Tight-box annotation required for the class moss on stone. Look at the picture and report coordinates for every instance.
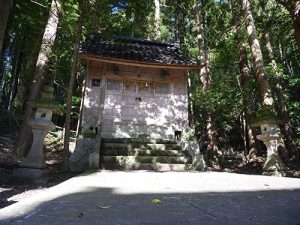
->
[30,99,62,114]
[82,133,96,138]
[136,156,188,164]
[263,154,287,172]
[249,105,281,127]
[41,91,53,99]
[43,85,54,93]
[103,156,190,165]
[82,128,96,138]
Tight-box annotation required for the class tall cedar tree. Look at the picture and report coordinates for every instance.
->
[232,1,258,160]
[154,0,161,40]
[242,0,275,107]
[63,0,86,170]
[0,0,14,57]
[195,2,218,166]
[16,0,61,157]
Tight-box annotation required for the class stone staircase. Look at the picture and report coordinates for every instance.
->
[100,138,192,171]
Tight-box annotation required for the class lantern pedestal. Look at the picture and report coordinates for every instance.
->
[14,110,55,182]
[257,123,287,176]
[20,119,55,168]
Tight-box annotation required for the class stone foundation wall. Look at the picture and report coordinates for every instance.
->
[69,136,97,172]
[100,124,174,139]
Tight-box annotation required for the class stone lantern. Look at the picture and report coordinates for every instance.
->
[14,85,61,180]
[250,105,288,176]
[255,121,287,176]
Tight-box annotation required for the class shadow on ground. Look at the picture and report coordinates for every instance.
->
[0,171,300,225]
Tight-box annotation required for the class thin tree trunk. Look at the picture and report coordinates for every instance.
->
[187,73,195,128]
[0,0,14,57]
[154,0,161,40]
[63,0,85,170]
[235,20,258,160]
[0,67,7,104]
[16,0,61,157]
[15,35,44,115]
[8,47,22,111]
[175,16,180,43]
[76,78,86,138]
[92,1,100,32]
[195,3,218,166]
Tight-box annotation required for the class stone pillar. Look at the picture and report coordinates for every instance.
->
[14,111,55,181]
[20,128,48,169]
[257,123,287,176]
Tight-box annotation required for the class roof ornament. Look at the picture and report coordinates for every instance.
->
[112,64,120,74]
[160,69,169,79]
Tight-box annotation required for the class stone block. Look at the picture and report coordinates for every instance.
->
[263,153,287,177]
[261,123,279,134]
[84,137,96,147]
[69,136,98,172]
[89,152,100,169]
[13,168,48,184]
[35,108,53,122]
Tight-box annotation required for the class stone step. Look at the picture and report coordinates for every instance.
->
[101,138,178,144]
[101,143,182,151]
[103,162,192,171]
[102,149,186,157]
[103,156,191,165]
[99,138,190,171]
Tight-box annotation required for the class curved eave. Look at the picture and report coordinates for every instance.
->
[79,53,203,70]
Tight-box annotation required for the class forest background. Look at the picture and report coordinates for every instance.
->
[0,0,299,171]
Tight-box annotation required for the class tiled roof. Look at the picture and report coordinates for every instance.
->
[80,33,198,66]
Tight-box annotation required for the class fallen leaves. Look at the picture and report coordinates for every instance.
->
[151,199,162,204]
[98,205,111,209]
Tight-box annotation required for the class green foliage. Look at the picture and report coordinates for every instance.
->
[1,0,299,155]
[60,96,81,117]
[0,0,49,109]
[287,101,300,140]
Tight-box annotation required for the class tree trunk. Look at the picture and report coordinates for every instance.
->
[291,9,300,56]
[242,0,275,107]
[92,1,101,32]
[187,73,195,128]
[232,0,258,160]
[63,0,85,170]
[7,47,22,111]
[76,78,86,138]
[154,0,161,40]
[195,3,218,166]
[16,0,61,157]
[0,0,13,57]
[235,19,258,160]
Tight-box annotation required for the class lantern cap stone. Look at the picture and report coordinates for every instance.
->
[249,106,281,127]
[30,99,62,114]
[30,85,62,114]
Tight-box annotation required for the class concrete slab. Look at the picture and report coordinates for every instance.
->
[0,171,300,225]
